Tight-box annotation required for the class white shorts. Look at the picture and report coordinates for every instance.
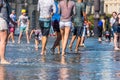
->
[59,21,72,29]
[0,18,8,31]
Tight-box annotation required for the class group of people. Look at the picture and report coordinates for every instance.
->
[37,0,89,56]
[0,0,119,65]
[98,12,120,51]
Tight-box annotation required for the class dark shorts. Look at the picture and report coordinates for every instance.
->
[73,26,87,37]
[52,20,60,32]
[39,19,51,36]
[117,27,120,33]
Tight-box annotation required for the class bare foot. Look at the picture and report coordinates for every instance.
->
[114,47,120,51]
[12,41,15,43]
[18,41,20,44]
[69,45,72,51]
[1,60,10,64]
[40,51,46,55]
[61,52,66,56]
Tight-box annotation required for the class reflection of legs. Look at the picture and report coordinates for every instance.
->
[26,31,30,43]
[18,32,22,44]
[0,66,6,80]
[69,35,76,51]
[61,27,70,55]
[41,36,47,55]
[0,30,10,64]
[51,32,61,53]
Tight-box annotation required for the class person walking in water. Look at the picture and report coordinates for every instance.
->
[18,9,30,44]
[58,0,75,56]
[37,0,56,55]
[51,0,61,54]
[8,9,17,43]
[70,0,87,52]
[0,0,11,64]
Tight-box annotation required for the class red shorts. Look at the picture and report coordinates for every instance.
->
[9,27,15,33]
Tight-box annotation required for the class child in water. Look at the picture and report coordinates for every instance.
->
[30,27,42,50]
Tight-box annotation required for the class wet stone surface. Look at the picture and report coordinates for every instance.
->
[1,36,120,80]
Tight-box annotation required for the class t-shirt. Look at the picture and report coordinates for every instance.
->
[37,0,56,19]
[74,2,85,27]
[9,14,17,27]
[59,0,75,22]
[110,17,116,27]
[18,15,29,27]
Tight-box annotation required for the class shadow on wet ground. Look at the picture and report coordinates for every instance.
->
[1,37,120,80]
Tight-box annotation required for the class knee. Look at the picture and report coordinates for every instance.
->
[0,41,7,45]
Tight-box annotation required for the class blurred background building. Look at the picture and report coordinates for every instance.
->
[104,0,120,14]
[8,0,120,28]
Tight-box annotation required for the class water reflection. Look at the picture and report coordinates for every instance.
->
[60,56,66,64]
[58,56,69,80]
[0,65,15,80]
[0,65,6,80]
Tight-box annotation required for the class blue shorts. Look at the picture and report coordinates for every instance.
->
[20,26,27,32]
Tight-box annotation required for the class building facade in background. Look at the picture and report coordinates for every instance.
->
[9,0,38,28]
[8,0,120,29]
[104,0,120,14]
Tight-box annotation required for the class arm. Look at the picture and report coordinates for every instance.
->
[82,3,87,21]
[17,17,20,28]
[49,0,56,18]
[58,3,61,15]
[37,0,40,12]
[27,18,30,30]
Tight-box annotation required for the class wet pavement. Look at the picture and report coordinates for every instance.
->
[1,36,120,80]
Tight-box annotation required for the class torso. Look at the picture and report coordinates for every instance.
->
[59,0,75,21]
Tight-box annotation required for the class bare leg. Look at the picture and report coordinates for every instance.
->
[61,27,70,55]
[60,29,65,50]
[51,32,61,53]
[69,35,76,51]
[75,36,81,52]
[0,30,10,64]
[35,39,39,51]
[11,32,15,43]
[18,32,23,44]
[114,33,119,50]
[7,33,11,42]
[41,36,48,55]
[80,37,85,47]
[26,31,30,43]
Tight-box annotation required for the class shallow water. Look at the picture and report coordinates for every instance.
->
[1,37,120,80]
